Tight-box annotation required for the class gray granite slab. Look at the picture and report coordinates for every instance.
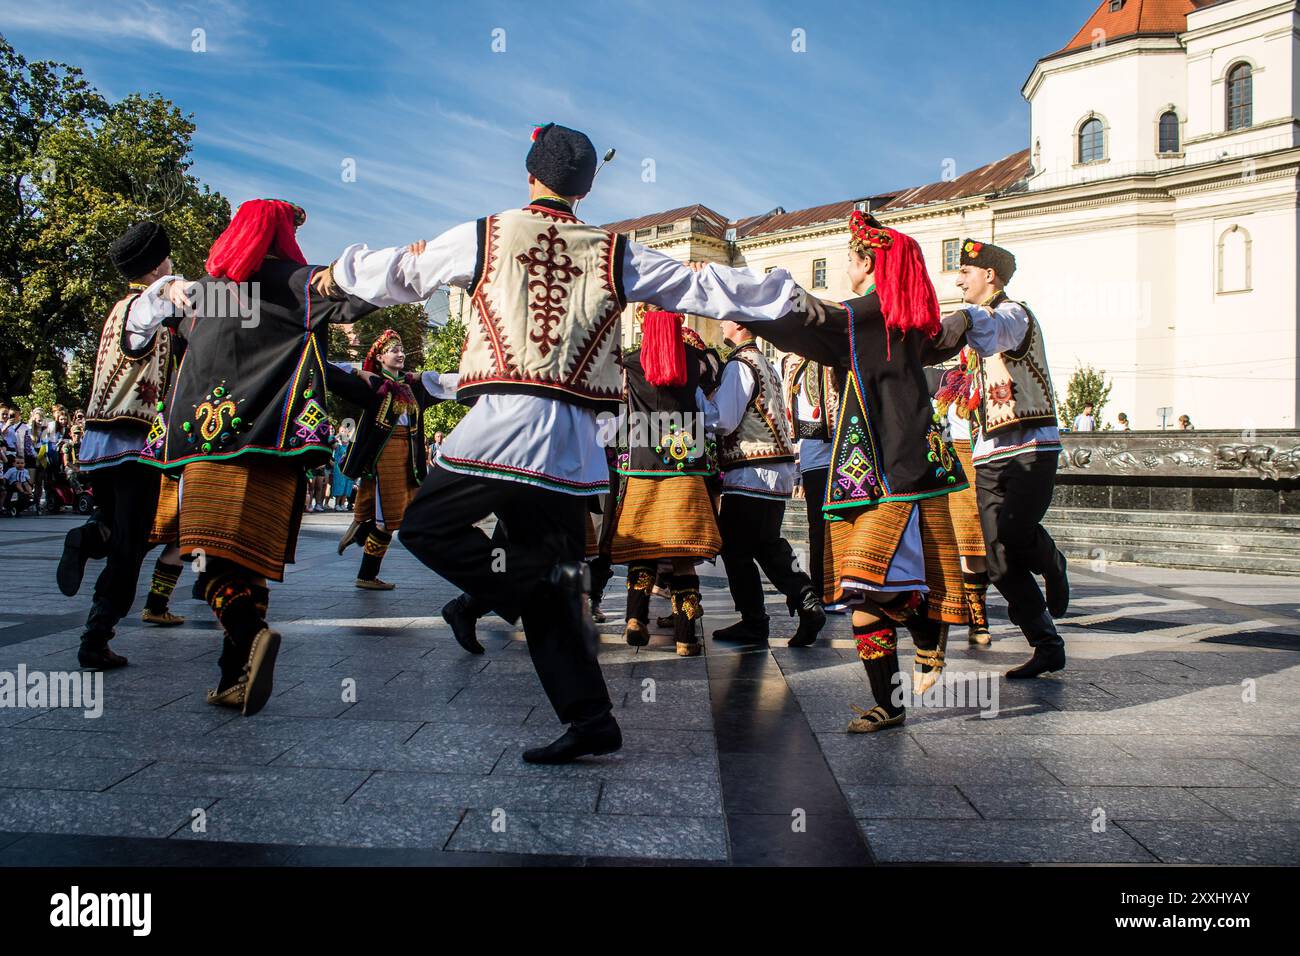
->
[350,771,599,813]
[861,819,1157,863]
[1117,820,1300,864]
[109,762,371,802]
[174,797,462,849]
[841,785,981,820]
[447,809,726,861]
[0,788,205,838]
[960,785,1227,821]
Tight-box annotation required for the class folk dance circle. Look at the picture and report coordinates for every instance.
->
[58,123,1070,763]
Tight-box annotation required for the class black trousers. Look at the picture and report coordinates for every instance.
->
[718,492,813,621]
[975,452,1061,626]
[86,462,161,635]
[801,467,829,597]
[400,465,612,730]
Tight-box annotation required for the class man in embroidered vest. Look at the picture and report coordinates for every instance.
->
[935,239,1069,679]
[319,122,825,763]
[57,223,187,669]
[708,321,826,647]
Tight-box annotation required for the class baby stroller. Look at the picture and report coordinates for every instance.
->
[67,468,95,516]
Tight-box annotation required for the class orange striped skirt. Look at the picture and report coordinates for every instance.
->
[354,426,418,530]
[609,475,721,564]
[147,475,180,547]
[178,457,305,581]
[949,440,985,558]
[824,494,967,624]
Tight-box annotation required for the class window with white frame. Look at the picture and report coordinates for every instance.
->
[1078,117,1105,164]
[942,238,961,272]
[812,258,827,289]
[1226,63,1253,131]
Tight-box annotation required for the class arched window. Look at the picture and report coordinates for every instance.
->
[1217,225,1252,294]
[1158,110,1180,154]
[1226,63,1253,131]
[1079,117,1105,163]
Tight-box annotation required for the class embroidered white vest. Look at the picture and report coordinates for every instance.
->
[85,291,173,428]
[458,205,624,410]
[719,344,795,468]
[976,298,1057,436]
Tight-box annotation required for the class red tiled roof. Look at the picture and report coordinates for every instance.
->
[1052,0,1214,57]
[736,198,875,239]
[602,203,730,238]
[878,149,1032,211]
[601,150,1032,246]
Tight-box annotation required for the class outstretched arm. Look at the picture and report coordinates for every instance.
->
[320,222,478,306]
[624,243,832,324]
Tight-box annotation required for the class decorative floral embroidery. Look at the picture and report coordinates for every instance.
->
[516,225,584,357]
[855,626,898,661]
[294,397,328,443]
[188,382,246,453]
[655,425,699,471]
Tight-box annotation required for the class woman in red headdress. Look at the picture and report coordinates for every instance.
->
[606,305,723,656]
[334,328,446,589]
[747,210,970,732]
[142,199,377,716]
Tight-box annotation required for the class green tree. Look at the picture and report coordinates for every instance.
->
[15,368,57,418]
[422,316,468,437]
[0,34,229,403]
[1058,364,1113,428]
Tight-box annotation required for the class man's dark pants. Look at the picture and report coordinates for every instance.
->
[400,465,612,731]
[974,451,1062,627]
[717,491,813,621]
[85,462,161,636]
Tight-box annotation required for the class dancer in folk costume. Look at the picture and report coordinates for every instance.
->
[335,329,443,590]
[318,123,825,762]
[933,239,1068,678]
[752,211,969,732]
[707,321,827,647]
[933,352,992,646]
[609,309,722,657]
[57,222,189,668]
[143,199,376,715]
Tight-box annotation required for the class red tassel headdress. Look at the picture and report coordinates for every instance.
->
[206,199,307,283]
[848,209,941,341]
[640,309,687,387]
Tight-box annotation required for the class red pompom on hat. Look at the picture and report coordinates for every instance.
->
[641,310,687,387]
[206,199,307,283]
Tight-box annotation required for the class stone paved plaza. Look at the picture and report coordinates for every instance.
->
[1,511,1298,866]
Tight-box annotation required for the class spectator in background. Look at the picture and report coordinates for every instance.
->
[1116,412,1130,431]
[1072,403,1096,433]
[1178,414,1194,431]
[4,456,34,515]
[331,422,355,511]
[27,406,47,512]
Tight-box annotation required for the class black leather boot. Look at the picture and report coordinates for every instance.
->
[522,715,623,764]
[713,615,770,643]
[77,629,128,670]
[787,588,826,647]
[442,593,486,655]
[1006,608,1066,679]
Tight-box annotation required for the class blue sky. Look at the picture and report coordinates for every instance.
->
[3,0,1089,262]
